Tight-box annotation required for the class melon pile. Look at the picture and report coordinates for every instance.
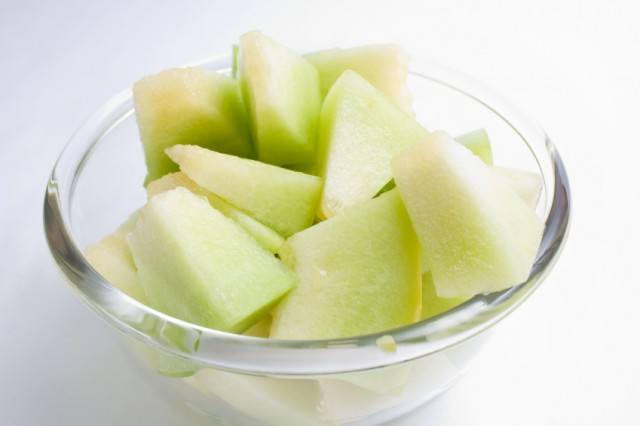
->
[86,31,543,340]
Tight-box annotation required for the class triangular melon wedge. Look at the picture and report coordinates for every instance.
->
[420,272,468,320]
[238,31,321,166]
[270,190,421,339]
[495,167,543,209]
[456,128,493,165]
[392,131,544,298]
[147,172,284,253]
[85,213,146,301]
[317,70,428,218]
[187,369,324,425]
[166,145,322,237]
[375,128,495,198]
[127,187,296,332]
[133,68,252,183]
[305,45,412,113]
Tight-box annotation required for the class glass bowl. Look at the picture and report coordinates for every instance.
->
[44,55,571,425]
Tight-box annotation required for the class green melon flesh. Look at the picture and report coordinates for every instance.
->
[133,67,252,183]
[188,370,324,425]
[305,45,412,113]
[166,145,322,237]
[420,272,468,319]
[392,131,544,298]
[420,166,541,316]
[242,315,272,338]
[456,128,494,165]
[86,216,198,377]
[127,187,296,332]
[270,190,421,339]
[238,31,321,166]
[495,167,542,209]
[85,213,146,301]
[376,128,494,198]
[317,70,428,218]
[147,172,284,253]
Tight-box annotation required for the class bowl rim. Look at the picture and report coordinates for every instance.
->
[43,55,571,376]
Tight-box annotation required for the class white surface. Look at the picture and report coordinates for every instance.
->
[1,0,639,424]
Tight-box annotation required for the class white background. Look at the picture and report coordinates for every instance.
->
[1,0,639,425]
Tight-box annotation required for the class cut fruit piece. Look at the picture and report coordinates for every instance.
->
[331,364,410,396]
[166,145,322,237]
[375,128,494,198]
[231,44,239,78]
[127,187,296,332]
[187,369,324,425]
[85,213,146,301]
[242,315,272,338]
[305,45,412,113]
[133,67,252,183]
[317,70,428,218]
[455,128,493,165]
[420,272,468,319]
[147,172,284,253]
[494,167,543,209]
[270,190,421,339]
[128,338,197,378]
[238,31,321,166]
[392,131,544,298]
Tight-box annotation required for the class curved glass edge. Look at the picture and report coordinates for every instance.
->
[43,57,571,376]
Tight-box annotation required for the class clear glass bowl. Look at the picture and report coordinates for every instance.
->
[44,55,571,425]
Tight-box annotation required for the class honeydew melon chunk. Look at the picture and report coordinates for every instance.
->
[231,44,239,78]
[188,369,325,425]
[495,167,543,209]
[127,338,197,378]
[317,70,428,218]
[456,128,493,165]
[305,45,412,113]
[421,272,468,319]
[133,68,252,183]
[242,315,272,338]
[166,145,322,237]
[86,217,198,378]
[270,190,421,339]
[127,187,296,332]
[375,128,494,198]
[147,172,284,253]
[238,31,321,166]
[85,213,146,301]
[392,131,544,298]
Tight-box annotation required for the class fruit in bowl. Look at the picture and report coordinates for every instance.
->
[41,29,573,426]
[86,30,543,341]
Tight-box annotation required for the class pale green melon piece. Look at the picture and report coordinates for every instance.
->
[305,45,412,113]
[86,216,198,377]
[392,131,544,298]
[456,128,494,165]
[231,44,239,78]
[270,190,421,339]
[85,212,146,301]
[317,70,428,218]
[133,67,252,183]
[127,187,296,332]
[420,272,468,319]
[243,315,272,338]
[187,369,325,425]
[494,167,543,209]
[147,172,284,253]
[127,338,197,378]
[166,145,322,237]
[330,364,411,396]
[376,128,495,198]
[238,31,321,166]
